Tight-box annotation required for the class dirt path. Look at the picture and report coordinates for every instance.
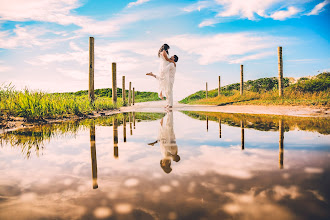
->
[119,101,330,117]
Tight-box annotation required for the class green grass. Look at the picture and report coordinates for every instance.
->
[0,84,160,121]
[180,72,330,107]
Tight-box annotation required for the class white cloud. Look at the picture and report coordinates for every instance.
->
[0,0,83,25]
[0,0,170,37]
[306,0,330,16]
[57,68,87,80]
[184,0,327,27]
[270,6,300,20]
[127,0,151,8]
[0,62,12,72]
[214,0,284,20]
[0,25,47,49]
[229,51,275,64]
[198,18,219,27]
[182,0,215,12]
[166,33,282,65]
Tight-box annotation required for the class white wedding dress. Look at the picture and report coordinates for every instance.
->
[158,112,178,160]
[156,52,176,106]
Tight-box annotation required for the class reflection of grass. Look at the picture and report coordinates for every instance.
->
[181,111,330,135]
[180,72,330,107]
[0,112,165,159]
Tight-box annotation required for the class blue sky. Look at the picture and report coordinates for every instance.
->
[0,0,329,99]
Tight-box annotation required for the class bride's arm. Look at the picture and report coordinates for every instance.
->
[161,50,175,63]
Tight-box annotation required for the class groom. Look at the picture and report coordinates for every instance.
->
[147,55,178,108]
[165,55,178,108]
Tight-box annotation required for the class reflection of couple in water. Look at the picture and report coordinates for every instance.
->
[148,111,180,174]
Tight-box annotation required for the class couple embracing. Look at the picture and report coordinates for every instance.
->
[146,44,179,109]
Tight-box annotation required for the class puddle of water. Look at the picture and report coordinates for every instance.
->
[0,111,329,220]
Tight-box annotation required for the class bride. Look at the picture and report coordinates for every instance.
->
[146,44,177,107]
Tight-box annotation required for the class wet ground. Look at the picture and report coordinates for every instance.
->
[0,111,329,220]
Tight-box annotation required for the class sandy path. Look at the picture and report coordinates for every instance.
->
[119,101,330,117]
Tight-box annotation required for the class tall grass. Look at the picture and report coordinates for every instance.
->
[180,72,330,107]
[0,84,119,121]
[188,89,329,106]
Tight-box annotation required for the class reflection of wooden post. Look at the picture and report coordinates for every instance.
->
[133,112,136,129]
[123,114,127,142]
[112,63,117,104]
[278,47,283,97]
[241,120,244,150]
[88,37,95,103]
[90,123,98,189]
[133,87,135,105]
[206,82,208,98]
[122,76,126,105]
[129,112,133,135]
[219,118,221,138]
[206,116,208,132]
[113,118,118,159]
[240,65,244,95]
[128,82,132,106]
[218,76,221,96]
[279,119,284,169]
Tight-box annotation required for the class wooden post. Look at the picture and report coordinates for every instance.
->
[90,122,98,189]
[123,114,127,142]
[113,117,118,159]
[133,87,135,105]
[240,65,244,95]
[122,76,126,106]
[241,120,244,150]
[206,116,208,132]
[88,37,95,103]
[218,76,221,96]
[206,82,208,98]
[278,47,283,97]
[129,112,133,135]
[279,119,284,169]
[112,63,117,104]
[219,118,221,138]
[133,112,136,129]
[128,82,132,106]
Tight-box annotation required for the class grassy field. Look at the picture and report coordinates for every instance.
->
[0,85,160,122]
[180,72,330,107]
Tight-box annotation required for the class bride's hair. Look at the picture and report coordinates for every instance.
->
[158,44,170,57]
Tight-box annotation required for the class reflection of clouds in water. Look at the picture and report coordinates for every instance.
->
[223,189,295,220]
[115,203,133,214]
[304,167,323,174]
[273,185,301,200]
[124,178,139,187]
[93,207,112,218]
[175,145,276,179]
[1,113,329,219]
